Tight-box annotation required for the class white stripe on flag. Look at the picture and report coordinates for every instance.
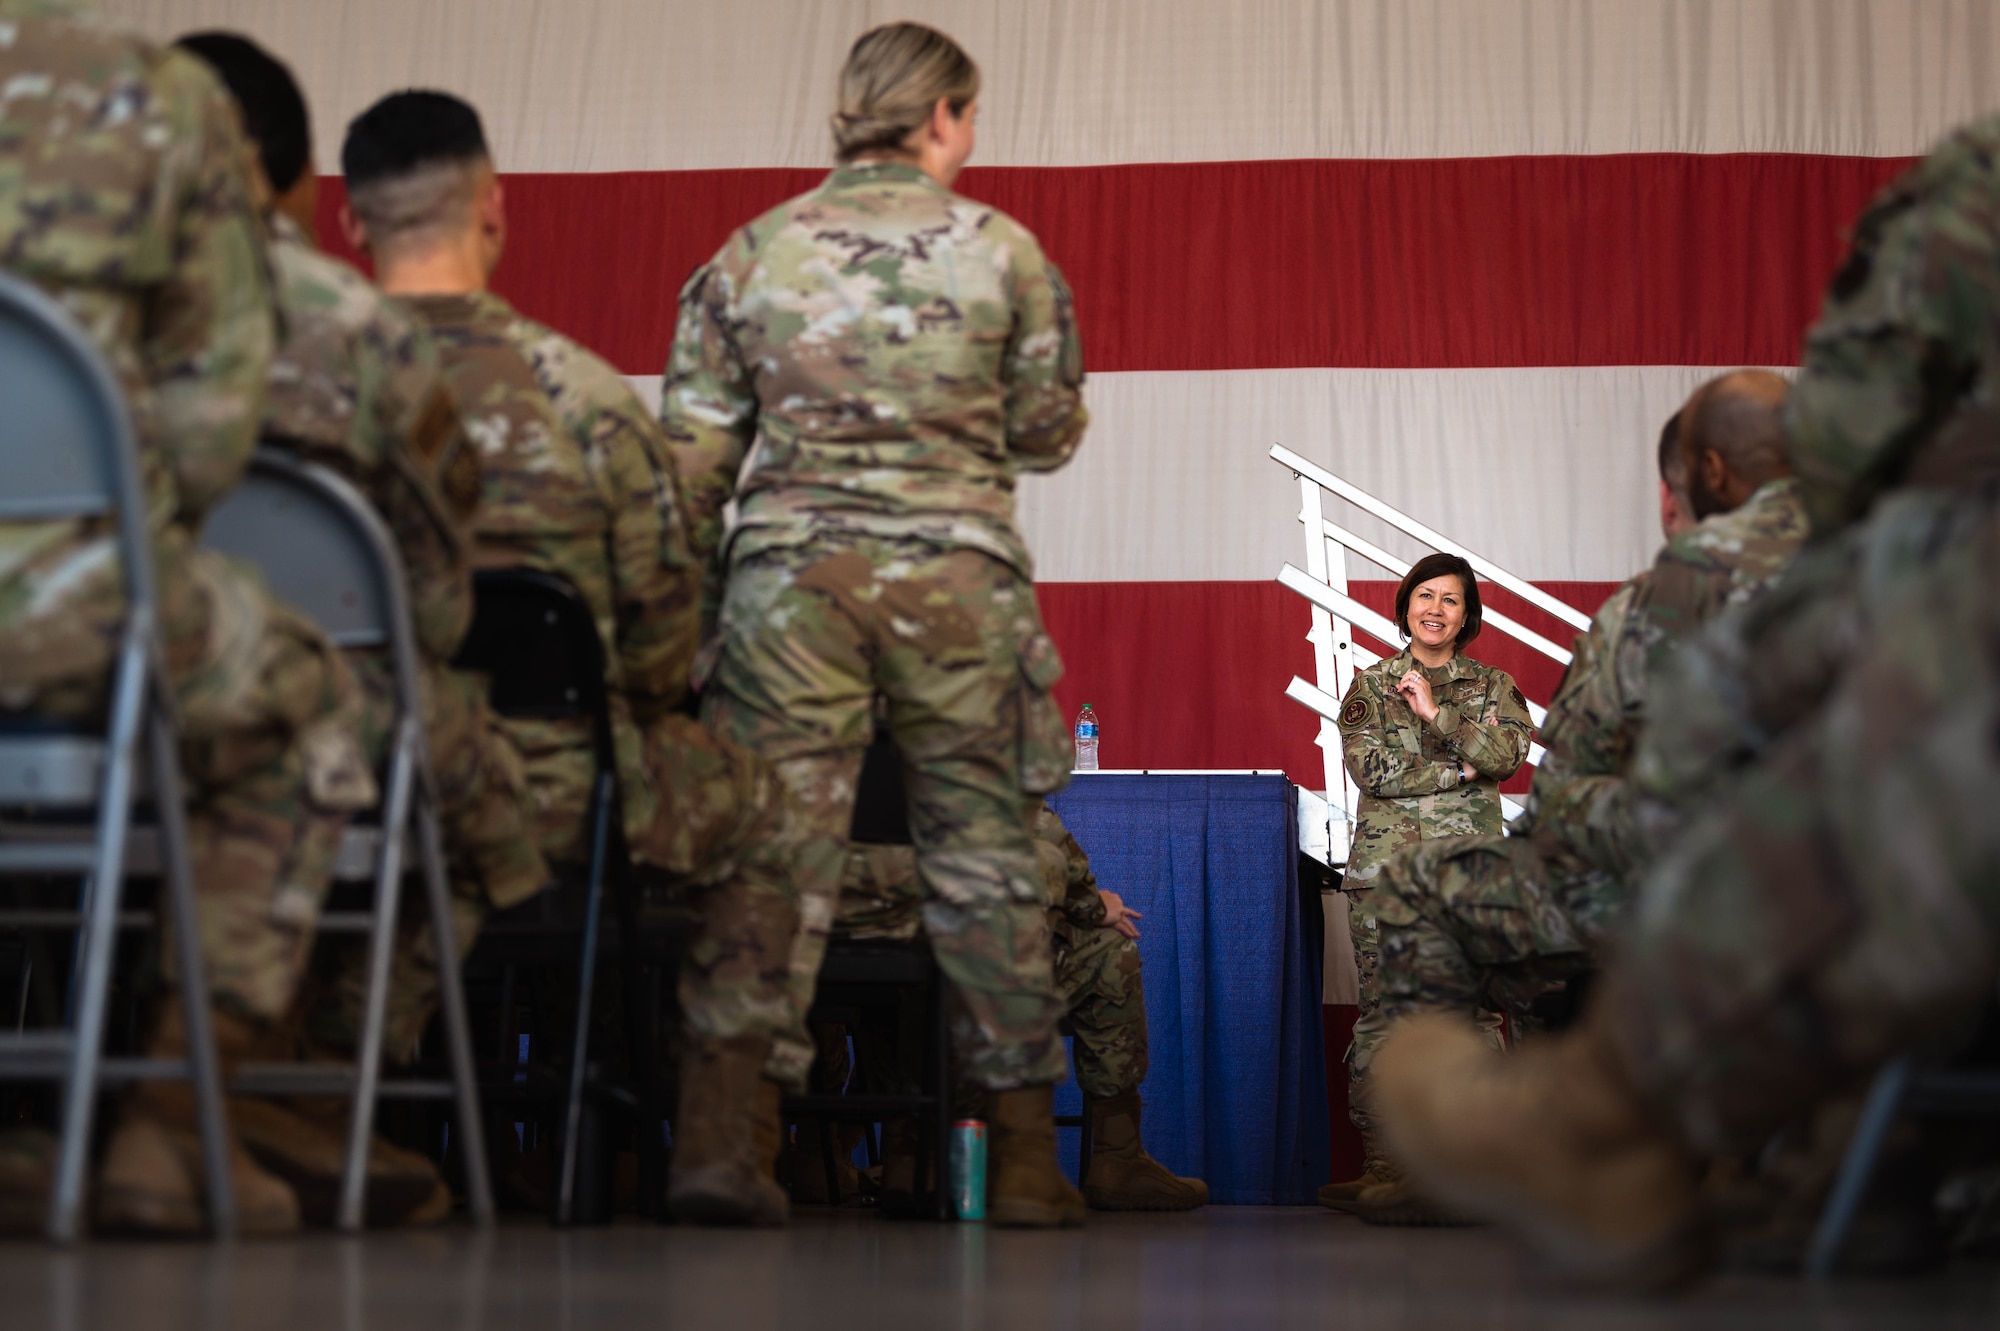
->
[110,0,1997,171]
[631,364,1735,584]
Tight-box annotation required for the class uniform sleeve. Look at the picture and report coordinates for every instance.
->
[1037,802,1107,928]
[146,58,276,524]
[1338,673,1460,798]
[364,322,475,661]
[1630,538,1857,867]
[658,260,758,568]
[591,398,702,714]
[1528,582,1665,869]
[1002,244,1089,472]
[1428,670,1534,781]
[1787,140,2000,533]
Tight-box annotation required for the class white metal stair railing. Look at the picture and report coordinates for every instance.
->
[1271,443,1594,865]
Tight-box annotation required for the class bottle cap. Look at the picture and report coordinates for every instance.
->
[1083,702,1094,708]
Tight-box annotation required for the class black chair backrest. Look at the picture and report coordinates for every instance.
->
[454,568,613,762]
[849,729,912,845]
[454,568,606,718]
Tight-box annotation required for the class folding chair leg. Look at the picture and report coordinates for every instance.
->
[337,728,418,1233]
[638,964,666,1217]
[931,964,952,1222]
[608,842,662,1217]
[44,654,146,1244]
[414,791,494,1225]
[817,1116,841,1204]
[556,771,615,1226]
[1806,1057,1914,1279]
[494,966,518,1066]
[150,705,235,1241]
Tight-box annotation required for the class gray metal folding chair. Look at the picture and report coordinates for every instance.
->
[0,271,235,1242]
[201,448,494,1231]
[1806,1052,2000,1278]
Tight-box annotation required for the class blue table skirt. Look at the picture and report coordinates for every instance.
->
[1048,774,1330,1204]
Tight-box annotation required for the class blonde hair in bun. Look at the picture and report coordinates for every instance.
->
[831,22,979,161]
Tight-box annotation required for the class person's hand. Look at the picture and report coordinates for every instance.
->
[1099,890,1142,940]
[1460,760,1477,783]
[1397,670,1439,723]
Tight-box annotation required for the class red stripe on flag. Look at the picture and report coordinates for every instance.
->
[1035,579,1619,787]
[317,154,1907,376]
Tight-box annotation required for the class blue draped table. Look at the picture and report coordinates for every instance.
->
[1048,773,1329,1204]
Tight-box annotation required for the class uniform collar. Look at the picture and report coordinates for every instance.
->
[396,288,514,323]
[1391,646,1467,681]
[1746,475,1802,507]
[827,160,942,191]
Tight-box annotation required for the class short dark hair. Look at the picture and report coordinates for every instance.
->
[1657,411,1685,486]
[175,31,311,193]
[1686,371,1791,483]
[1394,552,1482,648]
[342,90,489,190]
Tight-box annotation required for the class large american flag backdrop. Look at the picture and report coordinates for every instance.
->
[112,0,2000,784]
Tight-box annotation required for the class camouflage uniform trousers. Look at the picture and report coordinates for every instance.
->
[1600,484,2000,1156]
[1346,836,1603,1162]
[827,844,1148,1100]
[1344,875,1512,1167]
[704,534,1071,1092]
[2,527,371,1023]
[302,655,550,1061]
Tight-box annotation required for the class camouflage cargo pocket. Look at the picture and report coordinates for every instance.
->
[1015,628,1071,794]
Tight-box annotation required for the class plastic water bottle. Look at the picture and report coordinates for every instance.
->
[1074,703,1100,772]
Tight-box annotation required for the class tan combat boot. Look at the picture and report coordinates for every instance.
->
[220,1018,445,1228]
[1344,1178,1480,1227]
[95,1001,300,1237]
[229,1097,444,1228]
[1317,1128,1401,1210]
[668,1033,788,1226]
[987,1084,1085,1228]
[1081,1091,1207,1211]
[1372,1013,1707,1290]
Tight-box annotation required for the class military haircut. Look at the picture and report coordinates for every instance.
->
[1395,552,1482,647]
[1657,411,1686,488]
[341,90,490,244]
[1686,369,1792,489]
[176,31,311,193]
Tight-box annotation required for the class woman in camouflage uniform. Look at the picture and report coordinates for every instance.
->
[662,23,1090,1226]
[1329,552,1534,1198]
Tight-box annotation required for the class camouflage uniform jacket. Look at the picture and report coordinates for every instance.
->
[1787,113,2000,536]
[263,216,476,661]
[402,290,699,855]
[1337,648,1533,881]
[1036,801,1109,933]
[660,160,1088,581]
[0,0,273,700]
[1524,476,1809,875]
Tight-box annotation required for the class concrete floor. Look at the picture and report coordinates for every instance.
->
[1,1208,1996,1330]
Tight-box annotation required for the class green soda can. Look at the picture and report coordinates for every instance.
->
[950,1119,988,1220]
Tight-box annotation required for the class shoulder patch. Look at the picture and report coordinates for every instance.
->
[1340,696,1371,729]
[1510,685,1527,710]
